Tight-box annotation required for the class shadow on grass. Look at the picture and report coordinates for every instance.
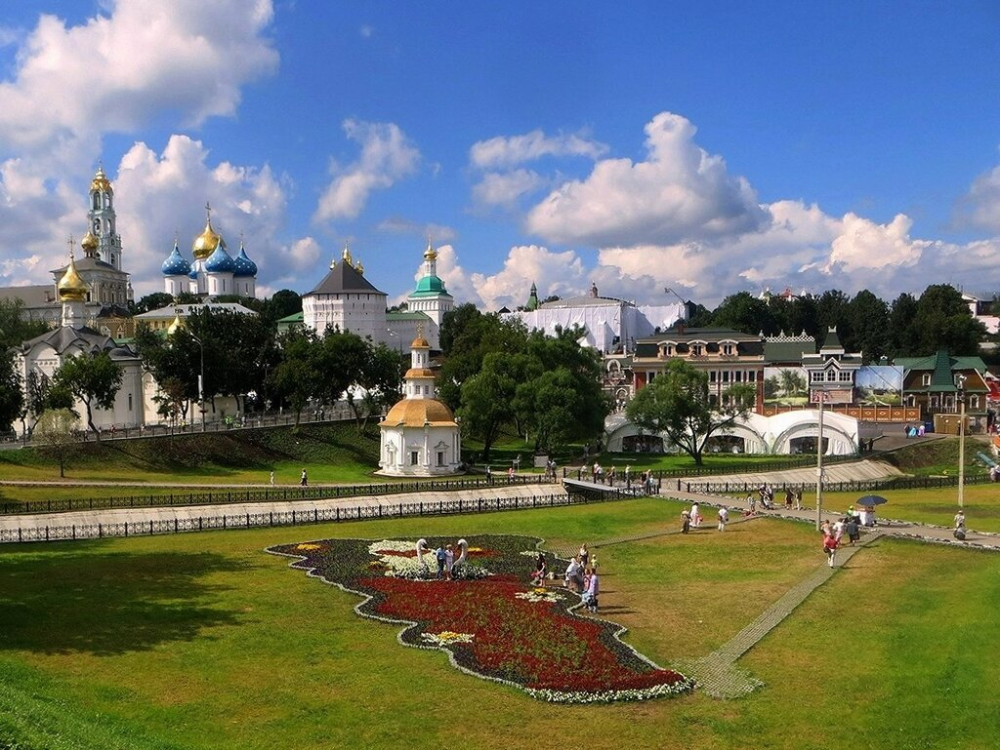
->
[0,549,247,656]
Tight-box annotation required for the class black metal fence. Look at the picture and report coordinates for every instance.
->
[679,472,994,496]
[1,474,554,516]
[645,453,858,480]
[0,487,638,544]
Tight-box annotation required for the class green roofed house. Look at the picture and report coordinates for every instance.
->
[895,350,989,433]
[404,243,453,349]
[276,311,303,335]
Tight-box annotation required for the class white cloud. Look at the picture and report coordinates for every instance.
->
[469,129,608,169]
[376,217,456,243]
[0,0,278,151]
[471,169,544,209]
[314,120,420,223]
[526,111,768,247]
[470,245,586,310]
[823,213,927,273]
[113,135,291,298]
[956,164,1000,232]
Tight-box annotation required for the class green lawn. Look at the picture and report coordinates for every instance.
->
[2,499,998,749]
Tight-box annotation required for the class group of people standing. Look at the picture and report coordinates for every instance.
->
[559,543,600,613]
[681,502,729,533]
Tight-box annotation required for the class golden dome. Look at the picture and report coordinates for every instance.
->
[355,258,364,274]
[80,230,99,253]
[404,367,436,379]
[166,314,183,336]
[381,398,456,428]
[423,242,437,261]
[58,254,89,302]
[411,334,431,349]
[192,217,221,261]
[90,166,112,193]
[342,242,353,267]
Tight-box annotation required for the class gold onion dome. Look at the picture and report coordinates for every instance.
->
[355,258,364,274]
[166,314,183,336]
[423,242,437,260]
[192,217,221,261]
[382,399,456,427]
[342,242,353,267]
[58,254,89,302]
[411,333,430,349]
[80,229,99,253]
[90,166,112,193]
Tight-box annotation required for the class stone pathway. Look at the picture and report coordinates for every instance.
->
[673,529,885,698]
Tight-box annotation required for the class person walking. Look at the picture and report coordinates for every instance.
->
[794,489,803,510]
[954,510,967,540]
[717,505,729,531]
[300,468,308,487]
[583,567,599,613]
[823,532,839,568]
[681,510,691,534]
[578,543,590,568]
[690,502,701,528]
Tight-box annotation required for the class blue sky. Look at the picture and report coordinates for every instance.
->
[1,0,999,309]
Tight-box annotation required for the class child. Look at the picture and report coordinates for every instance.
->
[582,567,599,613]
[823,532,839,568]
[530,552,546,585]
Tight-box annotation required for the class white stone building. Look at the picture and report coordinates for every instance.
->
[378,333,462,476]
[161,205,258,300]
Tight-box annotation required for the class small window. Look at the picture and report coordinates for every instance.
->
[826,370,837,382]
[692,344,703,356]
[970,395,980,409]
[437,451,445,466]
[749,371,756,382]
[839,371,851,382]
[410,451,419,466]
[128,394,133,411]
[922,373,931,386]
[811,371,824,382]
[722,343,734,356]
[722,371,729,383]
[709,371,717,383]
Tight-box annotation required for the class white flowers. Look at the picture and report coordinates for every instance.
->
[514,588,562,603]
[421,631,475,646]
[368,540,429,578]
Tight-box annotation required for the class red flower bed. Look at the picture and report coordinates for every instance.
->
[268,535,692,703]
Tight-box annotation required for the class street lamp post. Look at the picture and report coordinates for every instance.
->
[957,374,967,509]
[191,334,206,433]
[815,389,826,531]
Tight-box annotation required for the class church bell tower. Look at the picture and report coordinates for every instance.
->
[81,165,124,271]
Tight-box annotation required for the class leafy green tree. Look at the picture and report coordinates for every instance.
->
[33,408,79,478]
[711,292,775,334]
[263,289,302,323]
[626,359,754,466]
[268,330,321,426]
[889,292,920,358]
[848,290,891,363]
[912,284,985,356]
[0,351,23,433]
[513,326,608,452]
[130,292,174,315]
[815,290,852,347]
[0,299,49,349]
[438,312,527,410]
[349,343,405,431]
[786,293,821,338]
[458,351,534,461]
[53,352,123,439]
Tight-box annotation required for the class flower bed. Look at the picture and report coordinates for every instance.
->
[267,534,693,704]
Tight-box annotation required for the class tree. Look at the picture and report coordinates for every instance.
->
[33,408,79,478]
[53,352,123,439]
[912,284,985,356]
[711,292,774,334]
[848,290,891,363]
[815,290,852,347]
[626,359,754,466]
[349,343,405,431]
[268,330,321,426]
[0,299,49,349]
[458,352,534,461]
[131,292,174,315]
[889,292,920,358]
[438,312,527,410]
[513,326,608,453]
[0,351,23,433]
[263,289,302,323]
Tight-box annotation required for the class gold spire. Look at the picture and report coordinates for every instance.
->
[90,164,112,193]
[58,236,89,302]
[166,312,183,336]
[192,202,221,261]
[423,241,437,261]
[411,323,430,349]
[342,241,353,268]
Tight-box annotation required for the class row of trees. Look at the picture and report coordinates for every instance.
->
[134,308,405,430]
[689,284,988,361]
[438,304,609,459]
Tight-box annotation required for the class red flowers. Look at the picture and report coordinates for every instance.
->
[268,535,692,703]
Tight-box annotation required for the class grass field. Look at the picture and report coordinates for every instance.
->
[2,498,999,749]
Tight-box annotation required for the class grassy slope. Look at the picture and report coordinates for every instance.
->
[0,424,383,506]
[2,500,999,749]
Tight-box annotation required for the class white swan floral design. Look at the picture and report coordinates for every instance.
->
[415,538,430,575]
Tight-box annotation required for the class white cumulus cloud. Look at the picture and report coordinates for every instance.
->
[113,135,292,298]
[471,169,544,209]
[469,129,608,169]
[470,245,586,311]
[0,0,278,151]
[526,111,768,247]
[314,120,421,223]
[955,164,1000,233]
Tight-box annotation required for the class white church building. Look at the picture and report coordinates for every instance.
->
[378,332,462,476]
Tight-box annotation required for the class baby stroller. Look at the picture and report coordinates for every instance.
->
[954,527,967,541]
[581,591,598,613]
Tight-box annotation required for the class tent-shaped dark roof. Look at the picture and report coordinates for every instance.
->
[304,262,384,297]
